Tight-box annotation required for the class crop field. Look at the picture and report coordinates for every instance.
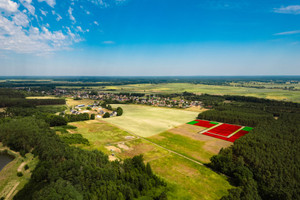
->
[102,104,198,137]
[188,119,253,142]
[92,83,300,102]
[66,98,96,107]
[69,120,233,200]
[25,96,60,99]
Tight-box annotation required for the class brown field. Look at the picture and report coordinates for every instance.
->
[168,124,232,154]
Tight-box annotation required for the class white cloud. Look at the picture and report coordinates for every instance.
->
[40,9,47,16]
[37,0,55,8]
[94,21,99,26]
[274,5,300,15]
[56,14,62,21]
[12,12,29,27]
[68,7,76,23]
[20,0,35,15]
[0,14,79,54]
[274,30,300,35]
[0,0,19,12]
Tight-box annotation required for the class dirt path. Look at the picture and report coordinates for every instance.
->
[6,182,19,200]
[17,162,26,172]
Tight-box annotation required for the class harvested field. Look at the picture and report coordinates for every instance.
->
[102,104,197,137]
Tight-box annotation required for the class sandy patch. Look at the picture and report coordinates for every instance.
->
[125,136,135,140]
[109,155,118,161]
[105,146,121,153]
[117,143,130,150]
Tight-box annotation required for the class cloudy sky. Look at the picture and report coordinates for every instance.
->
[0,0,300,76]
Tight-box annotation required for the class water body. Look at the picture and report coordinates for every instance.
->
[0,153,14,171]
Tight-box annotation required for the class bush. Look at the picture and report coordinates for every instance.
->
[24,164,29,170]
[17,172,23,177]
[116,107,123,116]
[90,114,95,120]
[103,112,110,118]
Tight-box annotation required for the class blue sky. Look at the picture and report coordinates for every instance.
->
[0,0,300,76]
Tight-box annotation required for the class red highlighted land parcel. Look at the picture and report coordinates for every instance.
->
[187,119,253,142]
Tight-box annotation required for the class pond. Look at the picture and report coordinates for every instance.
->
[0,153,14,171]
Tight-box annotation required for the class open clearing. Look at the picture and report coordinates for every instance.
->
[69,120,232,200]
[102,104,198,137]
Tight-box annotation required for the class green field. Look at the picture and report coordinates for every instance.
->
[69,120,233,200]
[149,131,215,163]
[102,104,198,137]
[84,83,300,102]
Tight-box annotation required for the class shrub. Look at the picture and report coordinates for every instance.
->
[103,112,110,118]
[90,114,95,120]
[17,172,23,177]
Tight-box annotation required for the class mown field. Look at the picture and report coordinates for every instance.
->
[102,104,198,137]
[76,83,300,102]
[68,120,233,200]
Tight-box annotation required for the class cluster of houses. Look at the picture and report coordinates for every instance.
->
[70,93,202,109]
[28,88,203,109]
[70,103,117,118]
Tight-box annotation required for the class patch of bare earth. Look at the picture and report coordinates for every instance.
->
[117,143,130,150]
[184,106,209,113]
[168,124,232,154]
[105,146,121,153]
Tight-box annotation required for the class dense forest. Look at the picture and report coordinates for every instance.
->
[0,89,168,200]
[0,89,65,108]
[191,94,300,200]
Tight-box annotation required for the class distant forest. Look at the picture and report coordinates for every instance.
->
[0,76,299,88]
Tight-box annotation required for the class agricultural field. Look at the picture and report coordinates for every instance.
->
[25,96,60,99]
[148,124,232,163]
[188,119,252,142]
[102,104,198,137]
[66,98,96,108]
[68,120,233,200]
[91,83,300,102]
